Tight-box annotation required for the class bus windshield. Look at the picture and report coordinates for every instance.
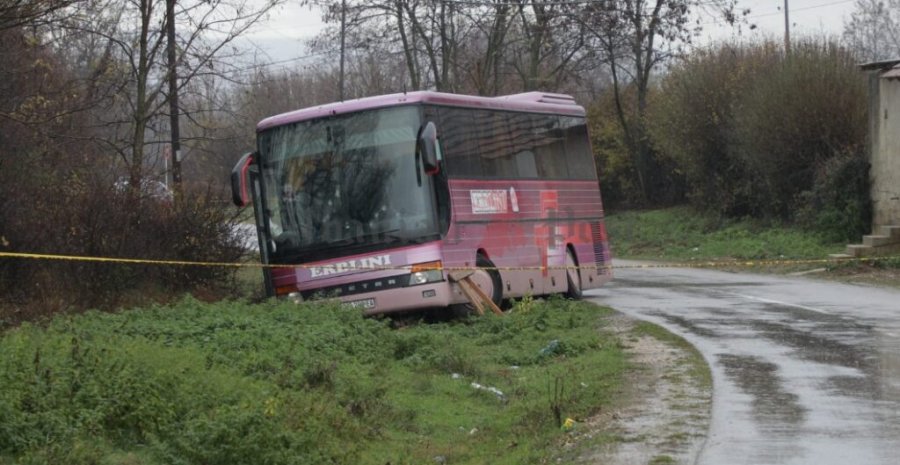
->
[257,106,440,263]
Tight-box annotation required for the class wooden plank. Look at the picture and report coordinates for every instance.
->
[466,278,504,315]
[456,278,485,316]
[448,270,475,282]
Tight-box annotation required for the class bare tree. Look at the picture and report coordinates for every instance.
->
[0,0,76,31]
[322,0,468,92]
[57,0,281,191]
[311,0,590,96]
[580,0,736,204]
[507,0,587,92]
[844,0,900,62]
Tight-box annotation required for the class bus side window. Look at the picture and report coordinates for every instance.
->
[440,107,485,177]
[560,117,596,180]
[535,116,568,179]
[515,151,538,177]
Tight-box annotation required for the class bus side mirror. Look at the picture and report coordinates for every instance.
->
[231,152,256,207]
[417,122,440,175]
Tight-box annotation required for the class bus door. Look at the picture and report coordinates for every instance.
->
[232,152,275,296]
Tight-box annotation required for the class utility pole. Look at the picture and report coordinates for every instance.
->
[339,0,346,101]
[784,0,791,55]
[166,0,183,192]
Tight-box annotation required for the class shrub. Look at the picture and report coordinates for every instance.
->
[797,152,872,242]
[589,87,684,209]
[0,178,245,326]
[0,29,248,326]
[733,39,867,219]
[649,38,868,225]
[588,91,642,209]
[648,43,766,216]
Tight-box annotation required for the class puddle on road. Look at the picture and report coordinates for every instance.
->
[745,317,900,402]
[827,375,879,399]
[746,304,900,402]
[717,354,807,432]
[749,320,872,370]
[652,313,723,339]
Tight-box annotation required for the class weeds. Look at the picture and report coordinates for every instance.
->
[606,207,843,261]
[0,297,625,465]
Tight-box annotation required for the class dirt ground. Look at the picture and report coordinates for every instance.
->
[822,264,900,288]
[563,313,712,465]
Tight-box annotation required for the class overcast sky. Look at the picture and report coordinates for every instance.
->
[239,0,858,69]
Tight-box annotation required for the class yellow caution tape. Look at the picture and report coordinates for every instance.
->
[0,251,896,272]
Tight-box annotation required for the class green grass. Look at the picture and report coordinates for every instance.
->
[649,455,677,464]
[0,297,625,465]
[605,206,843,261]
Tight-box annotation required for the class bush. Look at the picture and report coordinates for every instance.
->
[588,91,642,209]
[648,44,765,216]
[0,178,245,326]
[797,152,872,242]
[734,40,867,219]
[0,28,248,326]
[590,87,684,209]
[649,38,868,226]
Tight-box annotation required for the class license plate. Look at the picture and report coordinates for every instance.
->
[346,298,376,310]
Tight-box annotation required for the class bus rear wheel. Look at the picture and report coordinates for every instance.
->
[565,249,582,300]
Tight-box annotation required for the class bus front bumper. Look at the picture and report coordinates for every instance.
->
[291,281,456,315]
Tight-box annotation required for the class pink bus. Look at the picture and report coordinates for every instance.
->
[231,91,612,314]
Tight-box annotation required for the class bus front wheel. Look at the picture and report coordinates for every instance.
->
[453,254,502,316]
[471,254,502,306]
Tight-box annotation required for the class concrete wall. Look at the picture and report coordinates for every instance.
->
[873,76,900,228]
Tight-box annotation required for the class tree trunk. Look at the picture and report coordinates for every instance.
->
[395,1,420,89]
[129,0,153,194]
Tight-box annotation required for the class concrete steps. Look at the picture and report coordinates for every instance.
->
[863,235,893,247]
[844,225,900,257]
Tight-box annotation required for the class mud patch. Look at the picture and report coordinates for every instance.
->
[573,314,711,465]
[717,354,806,431]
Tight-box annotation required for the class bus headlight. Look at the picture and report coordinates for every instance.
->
[287,292,303,304]
[409,261,443,286]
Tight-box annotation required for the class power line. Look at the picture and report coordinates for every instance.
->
[701,0,854,26]
[226,51,332,76]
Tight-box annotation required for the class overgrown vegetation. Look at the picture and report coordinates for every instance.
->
[0,20,248,323]
[0,297,626,465]
[605,207,843,261]
[0,185,245,327]
[597,39,871,243]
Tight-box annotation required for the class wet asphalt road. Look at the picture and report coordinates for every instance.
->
[585,260,900,465]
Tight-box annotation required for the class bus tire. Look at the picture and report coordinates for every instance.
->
[565,248,582,300]
[449,255,503,317]
[463,254,502,311]
[476,254,503,306]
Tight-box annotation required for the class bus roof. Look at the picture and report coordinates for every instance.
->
[257,91,586,131]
